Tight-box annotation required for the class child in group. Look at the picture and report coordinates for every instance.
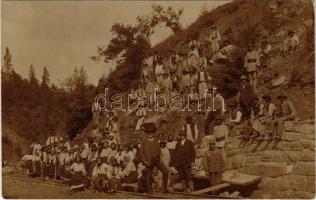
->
[203,138,224,186]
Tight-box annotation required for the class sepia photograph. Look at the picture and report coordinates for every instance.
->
[1,0,315,199]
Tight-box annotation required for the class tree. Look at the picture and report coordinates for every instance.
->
[151,4,183,33]
[2,47,13,74]
[41,66,50,87]
[29,65,39,87]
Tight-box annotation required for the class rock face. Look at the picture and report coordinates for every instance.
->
[224,120,315,198]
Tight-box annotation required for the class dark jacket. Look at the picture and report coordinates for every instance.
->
[139,137,161,166]
[239,83,254,106]
[174,139,196,168]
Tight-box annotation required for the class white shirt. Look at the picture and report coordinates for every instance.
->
[230,110,243,123]
[70,162,86,174]
[213,124,229,148]
[182,124,199,142]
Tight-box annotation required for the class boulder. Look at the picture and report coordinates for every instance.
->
[306,176,315,193]
[283,132,302,142]
[276,141,304,151]
[278,190,315,199]
[298,124,315,135]
[244,162,287,177]
[303,19,314,28]
[303,134,315,140]
[299,139,315,151]
[245,155,262,163]
[291,162,315,176]
[260,175,307,192]
[261,150,287,162]
[226,154,245,170]
[286,150,315,162]
[226,148,244,157]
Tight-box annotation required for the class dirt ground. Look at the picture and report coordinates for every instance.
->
[2,175,141,199]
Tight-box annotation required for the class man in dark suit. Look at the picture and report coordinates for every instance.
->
[174,130,196,193]
[139,124,169,193]
[238,75,255,120]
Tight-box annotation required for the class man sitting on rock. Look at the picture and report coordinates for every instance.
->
[283,30,299,55]
[273,93,297,139]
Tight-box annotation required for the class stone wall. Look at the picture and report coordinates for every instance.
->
[225,120,315,199]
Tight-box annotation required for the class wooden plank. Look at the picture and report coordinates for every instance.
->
[190,183,231,195]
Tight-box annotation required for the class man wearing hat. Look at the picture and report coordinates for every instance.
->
[258,40,272,59]
[229,100,243,125]
[213,116,229,168]
[203,136,224,186]
[154,58,165,84]
[160,140,171,169]
[197,65,209,100]
[283,30,299,55]
[277,93,296,120]
[259,95,277,119]
[256,95,277,139]
[272,93,297,139]
[238,75,255,120]
[109,116,121,144]
[174,130,196,193]
[182,115,199,143]
[209,25,221,53]
[160,73,172,105]
[250,96,261,121]
[244,44,260,89]
[139,126,169,193]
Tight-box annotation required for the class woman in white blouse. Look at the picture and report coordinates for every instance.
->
[69,154,87,191]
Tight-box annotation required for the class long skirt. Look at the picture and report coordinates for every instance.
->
[93,174,108,192]
[33,161,41,177]
[70,172,86,191]
[88,161,96,178]
[122,171,138,183]
[25,160,34,175]
[108,177,121,192]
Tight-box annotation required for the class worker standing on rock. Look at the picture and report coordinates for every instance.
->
[244,44,260,90]
[209,25,221,54]
[182,115,199,143]
[213,116,229,169]
[139,126,169,193]
[238,75,255,120]
[283,30,299,55]
[203,137,224,186]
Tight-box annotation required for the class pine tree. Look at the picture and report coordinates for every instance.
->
[3,47,13,74]
[29,65,39,86]
[41,66,50,87]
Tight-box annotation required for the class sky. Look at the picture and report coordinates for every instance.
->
[2,1,228,85]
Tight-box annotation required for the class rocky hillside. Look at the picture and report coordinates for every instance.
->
[151,0,314,118]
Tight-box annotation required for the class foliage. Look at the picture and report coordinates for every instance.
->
[2,48,96,141]
[92,4,183,93]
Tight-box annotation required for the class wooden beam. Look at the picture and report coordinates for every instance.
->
[190,183,231,195]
